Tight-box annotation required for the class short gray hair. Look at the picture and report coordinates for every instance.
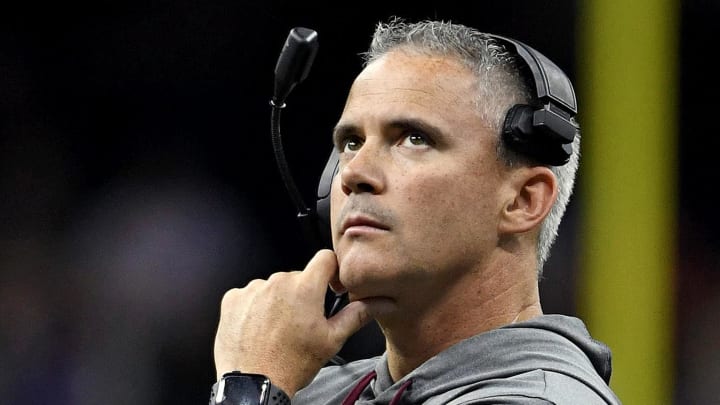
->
[362,17,581,277]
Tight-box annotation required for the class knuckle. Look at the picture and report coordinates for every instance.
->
[219,288,244,315]
[266,270,303,289]
[245,278,264,289]
[221,288,242,306]
[266,271,287,283]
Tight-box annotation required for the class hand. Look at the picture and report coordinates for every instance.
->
[213,249,378,397]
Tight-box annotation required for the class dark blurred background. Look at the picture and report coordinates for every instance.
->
[0,1,717,404]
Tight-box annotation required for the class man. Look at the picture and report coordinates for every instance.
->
[211,18,621,404]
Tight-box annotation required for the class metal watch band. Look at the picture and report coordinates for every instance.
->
[209,372,290,405]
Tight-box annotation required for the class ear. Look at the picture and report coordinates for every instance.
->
[498,166,558,235]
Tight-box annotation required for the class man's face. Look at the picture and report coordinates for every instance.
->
[330,50,509,305]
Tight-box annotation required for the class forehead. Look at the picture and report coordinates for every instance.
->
[342,51,481,122]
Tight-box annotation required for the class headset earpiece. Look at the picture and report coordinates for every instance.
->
[501,103,576,166]
[492,34,579,166]
[316,148,339,248]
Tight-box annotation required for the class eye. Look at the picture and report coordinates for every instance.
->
[399,131,431,148]
[339,135,364,153]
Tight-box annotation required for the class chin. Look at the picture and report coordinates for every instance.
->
[338,255,394,290]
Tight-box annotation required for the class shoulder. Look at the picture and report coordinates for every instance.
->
[439,369,620,405]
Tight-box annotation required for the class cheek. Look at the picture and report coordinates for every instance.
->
[329,178,344,239]
[403,173,474,214]
[401,173,498,242]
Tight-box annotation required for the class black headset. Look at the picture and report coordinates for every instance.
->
[314,34,580,248]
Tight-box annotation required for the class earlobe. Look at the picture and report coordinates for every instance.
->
[498,167,557,235]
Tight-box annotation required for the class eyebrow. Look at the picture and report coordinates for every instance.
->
[332,118,444,146]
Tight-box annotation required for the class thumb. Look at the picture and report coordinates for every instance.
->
[327,298,394,343]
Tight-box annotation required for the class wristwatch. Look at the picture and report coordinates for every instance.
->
[209,371,291,405]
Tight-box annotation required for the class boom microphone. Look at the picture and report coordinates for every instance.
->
[272,27,319,107]
[270,27,322,250]
[270,27,348,365]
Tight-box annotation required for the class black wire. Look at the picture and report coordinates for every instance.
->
[327,293,349,365]
[270,102,309,214]
[329,293,348,317]
[329,354,347,366]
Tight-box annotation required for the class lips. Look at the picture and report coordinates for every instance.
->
[340,214,390,235]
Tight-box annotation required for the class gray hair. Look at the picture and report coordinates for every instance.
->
[362,17,581,277]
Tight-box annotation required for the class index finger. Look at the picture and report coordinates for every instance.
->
[301,249,339,293]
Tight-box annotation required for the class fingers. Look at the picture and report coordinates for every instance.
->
[213,248,393,393]
[327,297,395,344]
[213,251,359,395]
[302,249,339,293]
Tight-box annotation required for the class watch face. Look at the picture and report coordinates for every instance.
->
[222,374,269,405]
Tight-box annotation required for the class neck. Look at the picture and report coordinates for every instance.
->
[377,263,542,382]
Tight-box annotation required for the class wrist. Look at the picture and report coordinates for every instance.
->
[209,371,290,405]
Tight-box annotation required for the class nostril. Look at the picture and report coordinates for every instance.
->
[357,183,375,193]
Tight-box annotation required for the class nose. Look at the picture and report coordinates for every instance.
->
[339,143,385,196]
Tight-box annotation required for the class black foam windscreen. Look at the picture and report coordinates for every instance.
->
[273,27,319,106]
[315,33,579,244]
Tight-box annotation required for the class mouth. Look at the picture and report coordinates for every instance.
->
[340,214,390,235]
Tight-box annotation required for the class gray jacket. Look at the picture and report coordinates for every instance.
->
[293,314,622,404]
